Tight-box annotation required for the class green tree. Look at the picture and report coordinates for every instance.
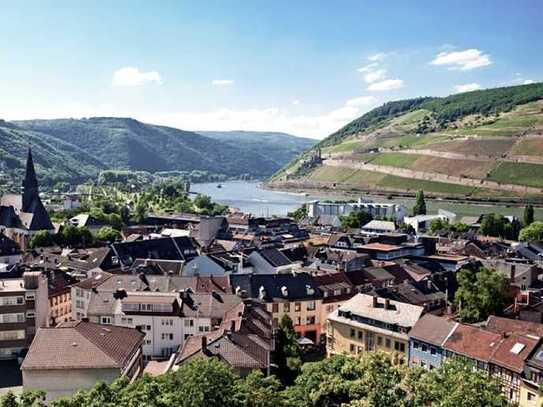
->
[288,205,308,222]
[519,221,543,242]
[340,210,373,229]
[233,370,284,407]
[455,267,511,323]
[412,190,426,216]
[133,203,147,224]
[524,204,535,226]
[274,315,302,386]
[412,359,508,407]
[95,227,121,243]
[29,231,55,249]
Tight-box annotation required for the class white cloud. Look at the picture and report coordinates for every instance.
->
[292,99,300,105]
[212,79,234,86]
[368,52,387,62]
[145,96,380,139]
[112,67,162,87]
[367,79,404,91]
[431,48,492,71]
[357,63,379,73]
[364,69,387,84]
[454,83,482,93]
[523,79,535,85]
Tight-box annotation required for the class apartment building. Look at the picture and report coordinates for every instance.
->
[0,271,48,359]
[326,294,424,359]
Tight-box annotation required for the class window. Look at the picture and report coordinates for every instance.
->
[385,338,391,349]
[358,331,363,340]
[184,319,194,327]
[161,319,173,326]
[25,292,35,300]
[421,344,428,352]
[161,333,174,341]
[430,347,437,355]
[350,328,356,338]
[307,316,315,325]
[350,344,356,353]
[377,336,383,346]
[527,392,536,401]
[295,317,301,326]
[283,303,290,312]
[413,341,419,349]
[394,342,406,352]
[306,301,316,311]
[295,302,301,312]
[101,316,111,325]
[272,303,279,313]
[0,330,25,341]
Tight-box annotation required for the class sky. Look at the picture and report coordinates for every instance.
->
[0,0,541,139]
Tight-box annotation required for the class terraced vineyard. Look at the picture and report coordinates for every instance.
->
[269,83,543,200]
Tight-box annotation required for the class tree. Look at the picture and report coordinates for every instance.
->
[288,205,308,222]
[29,231,55,249]
[340,210,373,229]
[519,221,543,242]
[524,204,535,226]
[274,315,302,386]
[95,227,121,243]
[412,359,508,407]
[455,267,511,323]
[59,225,94,247]
[412,190,426,216]
[233,371,283,407]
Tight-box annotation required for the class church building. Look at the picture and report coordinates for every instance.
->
[0,148,54,250]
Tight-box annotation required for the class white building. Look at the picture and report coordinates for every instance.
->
[307,199,407,222]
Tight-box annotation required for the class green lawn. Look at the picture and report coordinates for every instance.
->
[369,152,421,168]
[378,175,479,195]
[488,162,543,188]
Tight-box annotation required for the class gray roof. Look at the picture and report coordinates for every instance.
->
[408,314,457,346]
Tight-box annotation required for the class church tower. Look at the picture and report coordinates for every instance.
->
[22,147,40,213]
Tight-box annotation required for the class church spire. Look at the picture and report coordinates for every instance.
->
[22,146,39,212]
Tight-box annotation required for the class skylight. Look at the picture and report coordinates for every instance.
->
[510,343,525,355]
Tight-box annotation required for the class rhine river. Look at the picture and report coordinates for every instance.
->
[190,180,542,220]
[190,181,328,216]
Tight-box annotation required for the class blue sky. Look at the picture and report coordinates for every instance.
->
[0,0,541,138]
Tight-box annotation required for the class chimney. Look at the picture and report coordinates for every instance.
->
[201,336,207,351]
[384,298,390,310]
[372,296,378,308]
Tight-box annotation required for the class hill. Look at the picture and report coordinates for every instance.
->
[196,130,315,167]
[0,117,312,189]
[269,82,543,199]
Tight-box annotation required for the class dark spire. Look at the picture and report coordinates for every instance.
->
[22,146,39,212]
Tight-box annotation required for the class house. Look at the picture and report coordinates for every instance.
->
[182,255,227,277]
[0,148,54,250]
[306,199,407,222]
[314,272,356,333]
[403,214,449,234]
[0,271,48,360]
[0,232,21,264]
[230,272,323,342]
[21,321,144,402]
[68,214,108,233]
[326,294,424,359]
[327,233,352,250]
[408,314,457,369]
[358,242,425,260]
[361,220,396,235]
[170,301,273,376]
[247,248,298,274]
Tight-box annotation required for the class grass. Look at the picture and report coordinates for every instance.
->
[378,175,480,195]
[307,166,386,187]
[488,162,543,188]
[421,138,516,156]
[369,152,420,168]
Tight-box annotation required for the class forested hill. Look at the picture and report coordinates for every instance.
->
[271,82,543,199]
[196,131,315,167]
[318,82,543,149]
[0,117,311,188]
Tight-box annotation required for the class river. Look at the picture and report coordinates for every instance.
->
[191,180,542,220]
[190,181,328,216]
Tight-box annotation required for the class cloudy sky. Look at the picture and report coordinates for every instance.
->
[0,0,541,138]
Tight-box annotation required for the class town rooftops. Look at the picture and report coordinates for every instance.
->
[442,324,503,362]
[331,294,424,329]
[359,243,402,252]
[409,314,457,346]
[230,273,321,302]
[258,248,292,267]
[485,315,543,337]
[21,321,143,371]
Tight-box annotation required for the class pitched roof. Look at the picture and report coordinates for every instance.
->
[258,248,293,267]
[230,273,322,302]
[409,314,457,346]
[442,324,502,362]
[331,294,424,328]
[21,321,143,371]
[485,316,543,337]
[362,220,396,232]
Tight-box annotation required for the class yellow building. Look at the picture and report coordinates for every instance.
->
[326,294,424,359]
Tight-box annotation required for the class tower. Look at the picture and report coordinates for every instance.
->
[22,147,39,213]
